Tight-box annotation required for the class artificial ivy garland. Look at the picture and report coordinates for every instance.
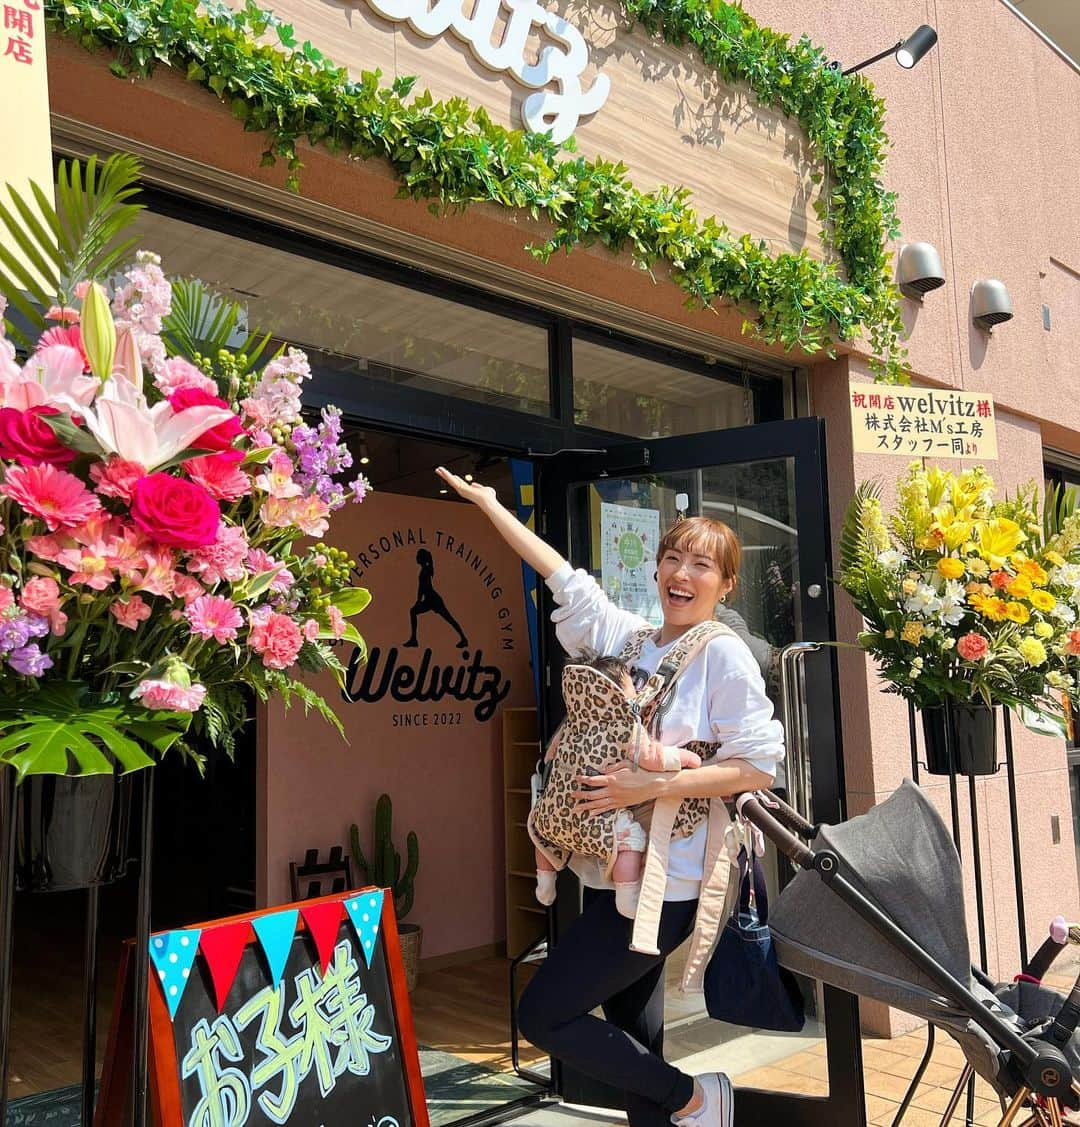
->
[48,0,908,382]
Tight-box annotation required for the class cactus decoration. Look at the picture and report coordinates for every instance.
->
[350,794,419,920]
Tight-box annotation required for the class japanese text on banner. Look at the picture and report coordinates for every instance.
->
[849,381,997,461]
[0,0,54,290]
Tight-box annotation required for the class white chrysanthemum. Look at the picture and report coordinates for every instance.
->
[877,549,904,570]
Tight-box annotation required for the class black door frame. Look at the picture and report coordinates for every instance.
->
[534,416,866,1127]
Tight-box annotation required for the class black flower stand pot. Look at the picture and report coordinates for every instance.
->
[921,702,999,776]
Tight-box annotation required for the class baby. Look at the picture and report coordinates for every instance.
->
[532,653,702,918]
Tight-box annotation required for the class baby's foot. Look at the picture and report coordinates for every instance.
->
[536,870,557,906]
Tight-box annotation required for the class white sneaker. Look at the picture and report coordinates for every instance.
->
[670,1073,733,1127]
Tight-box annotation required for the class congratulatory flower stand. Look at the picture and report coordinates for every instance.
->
[0,155,373,1125]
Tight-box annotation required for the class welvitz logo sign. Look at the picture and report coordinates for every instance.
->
[342,524,515,724]
[358,0,611,142]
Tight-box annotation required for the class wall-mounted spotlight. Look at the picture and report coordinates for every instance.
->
[356,431,370,465]
[971,279,1014,332]
[897,242,945,300]
[839,24,938,76]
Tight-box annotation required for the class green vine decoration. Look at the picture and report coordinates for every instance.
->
[48,0,908,382]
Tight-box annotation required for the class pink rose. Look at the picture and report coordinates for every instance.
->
[131,677,206,712]
[248,611,304,670]
[168,387,242,452]
[155,357,217,397]
[182,448,252,502]
[111,595,152,630]
[957,632,990,661]
[130,474,221,549]
[0,406,77,466]
[89,457,147,502]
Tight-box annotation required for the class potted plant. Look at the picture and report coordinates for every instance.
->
[0,154,374,888]
[350,794,422,990]
[838,463,1080,775]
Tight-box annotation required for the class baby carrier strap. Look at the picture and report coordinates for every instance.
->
[625,620,737,956]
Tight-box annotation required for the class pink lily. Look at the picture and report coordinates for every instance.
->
[0,345,99,411]
[77,377,235,471]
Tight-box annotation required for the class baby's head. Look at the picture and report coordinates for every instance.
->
[580,652,635,700]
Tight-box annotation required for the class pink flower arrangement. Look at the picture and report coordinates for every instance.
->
[0,240,372,769]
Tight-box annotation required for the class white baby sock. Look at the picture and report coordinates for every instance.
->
[536,870,557,906]
[615,881,641,919]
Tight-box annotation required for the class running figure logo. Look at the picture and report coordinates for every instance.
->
[403,549,468,649]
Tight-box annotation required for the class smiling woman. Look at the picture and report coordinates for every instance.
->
[435,464,783,1127]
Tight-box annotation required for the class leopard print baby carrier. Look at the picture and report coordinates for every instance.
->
[528,620,734,894]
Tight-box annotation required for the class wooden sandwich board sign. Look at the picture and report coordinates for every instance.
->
[95,889,429,1127]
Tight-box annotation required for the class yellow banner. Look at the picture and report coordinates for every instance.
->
[849,381,998,461]
[1,0,54,292]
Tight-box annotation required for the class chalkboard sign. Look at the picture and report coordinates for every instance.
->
[96,890,428,1127]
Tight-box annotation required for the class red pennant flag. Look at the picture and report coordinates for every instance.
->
[199,921,252,1012]
[301,901,344,974]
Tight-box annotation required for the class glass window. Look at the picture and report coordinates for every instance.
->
[130,210,552,415]
[572,336,774,437]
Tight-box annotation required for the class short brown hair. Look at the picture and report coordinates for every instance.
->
[656,516,742,595]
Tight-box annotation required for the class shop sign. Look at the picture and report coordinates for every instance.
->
[342,520,516,725]
[361,0,610,143]
[0,0,54,280]
[849,381,998,461]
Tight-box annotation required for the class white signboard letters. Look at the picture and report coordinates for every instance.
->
[362,0,611,142]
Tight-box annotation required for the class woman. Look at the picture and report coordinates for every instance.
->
[436,466,784,1127]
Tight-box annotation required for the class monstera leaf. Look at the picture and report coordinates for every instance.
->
[0,683,191,780]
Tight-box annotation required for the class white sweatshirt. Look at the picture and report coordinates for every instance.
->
[546,562,785,900]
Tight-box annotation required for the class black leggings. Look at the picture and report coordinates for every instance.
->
[517,887,698,1127]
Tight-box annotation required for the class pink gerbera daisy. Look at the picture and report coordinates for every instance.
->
[1,464,102,531]
[185,594,243,643]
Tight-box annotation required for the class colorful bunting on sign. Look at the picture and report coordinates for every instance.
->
[301,900,344,974]
[252,908,298,989]
[199,921,252,1012]
[149,929,202,1020]
[345,889,385,968]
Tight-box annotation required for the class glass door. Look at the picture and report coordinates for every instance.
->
[534,418,865,1127]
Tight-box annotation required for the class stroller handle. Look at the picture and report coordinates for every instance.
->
[736,792,815,869]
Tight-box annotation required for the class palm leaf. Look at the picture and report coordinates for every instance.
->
[162,277,275,374]
[839,478,883,575]
[0,683,190,780]
[0,154,144,346]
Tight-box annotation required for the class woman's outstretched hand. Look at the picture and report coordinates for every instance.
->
[437,466,499,513]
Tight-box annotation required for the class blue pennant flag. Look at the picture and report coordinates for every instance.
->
[252,908,299,988]
[345,890,384,968]
[149,929,202,1020]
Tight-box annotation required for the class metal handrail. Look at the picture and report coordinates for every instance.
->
[777,641,821,826]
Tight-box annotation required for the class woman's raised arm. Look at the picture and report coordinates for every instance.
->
[437,466,567,579]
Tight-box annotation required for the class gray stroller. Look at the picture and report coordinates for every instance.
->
[740,781,1080,1127]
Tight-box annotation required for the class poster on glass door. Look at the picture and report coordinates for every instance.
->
[600,502,662,623]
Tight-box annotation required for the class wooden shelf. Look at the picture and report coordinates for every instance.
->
[503,708,547,959]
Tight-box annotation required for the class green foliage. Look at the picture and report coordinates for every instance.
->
[162,277,274,376]
[45,0,907,382]
[0,683,190,779]
[350,793,420,920]
[0,153,143,349]
[838,479,885,578]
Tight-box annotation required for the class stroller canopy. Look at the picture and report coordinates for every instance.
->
[771,779,976,1024]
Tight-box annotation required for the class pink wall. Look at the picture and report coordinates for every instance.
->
[259,490,533,959]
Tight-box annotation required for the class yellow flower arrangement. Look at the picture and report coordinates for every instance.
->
[839,462,1080,721]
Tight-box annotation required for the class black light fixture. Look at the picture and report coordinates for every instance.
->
[840,24,938,76]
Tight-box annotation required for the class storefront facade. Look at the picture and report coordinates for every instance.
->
[8,0,1080,1121]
